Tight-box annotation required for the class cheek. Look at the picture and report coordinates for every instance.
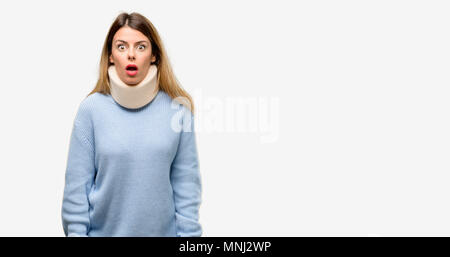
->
[141,49,152,58]
[136,52,152,65]
[112,52,126,64]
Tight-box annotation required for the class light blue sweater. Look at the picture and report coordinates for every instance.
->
[61,90,202,237]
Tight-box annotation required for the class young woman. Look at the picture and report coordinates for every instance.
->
[61,12,202,237]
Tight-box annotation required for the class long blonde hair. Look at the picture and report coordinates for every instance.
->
[88,12,194,114]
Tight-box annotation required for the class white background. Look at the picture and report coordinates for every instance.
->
[0,0,449,236]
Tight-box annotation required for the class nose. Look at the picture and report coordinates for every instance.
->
[128,49,136,61]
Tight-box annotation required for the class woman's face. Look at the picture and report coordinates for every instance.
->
[109,26,156,86]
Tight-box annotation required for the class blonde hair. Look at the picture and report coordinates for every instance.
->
[88,12,194,114]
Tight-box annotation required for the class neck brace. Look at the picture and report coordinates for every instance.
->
[108,64,159,109]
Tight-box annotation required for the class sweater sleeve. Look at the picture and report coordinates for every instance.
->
[61,101,96,237]
[170,107,203,237]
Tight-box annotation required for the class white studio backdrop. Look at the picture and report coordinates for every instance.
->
[0,0,449,236]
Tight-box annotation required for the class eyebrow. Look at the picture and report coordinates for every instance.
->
[115,40,149,45]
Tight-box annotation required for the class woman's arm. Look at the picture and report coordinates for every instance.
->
[170,108,203,237]
[61,100,96,237]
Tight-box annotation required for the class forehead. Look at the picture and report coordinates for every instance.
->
[113,26,149,43]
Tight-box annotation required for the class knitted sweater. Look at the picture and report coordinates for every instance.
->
[61,90,202,237]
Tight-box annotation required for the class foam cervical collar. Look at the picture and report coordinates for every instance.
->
[108,64,159,109]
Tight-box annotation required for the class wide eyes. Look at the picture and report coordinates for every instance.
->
[117,44,146,51]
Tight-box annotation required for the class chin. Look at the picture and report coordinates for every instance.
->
[122,81,134,86]
[123,77,139,86]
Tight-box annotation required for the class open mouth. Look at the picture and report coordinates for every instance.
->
[125,64,138,76]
